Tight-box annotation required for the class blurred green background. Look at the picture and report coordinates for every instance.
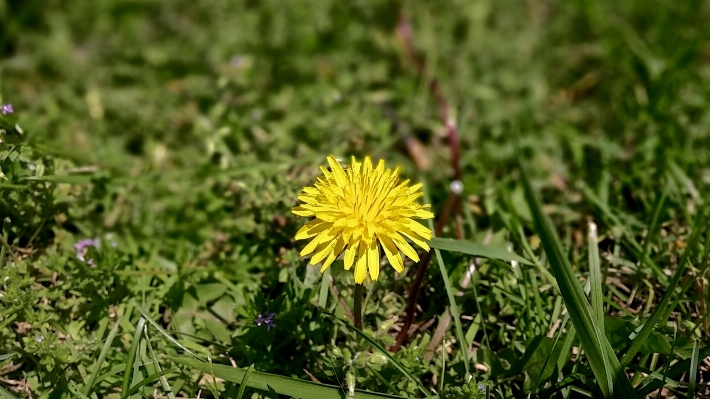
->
[1,0,710,397]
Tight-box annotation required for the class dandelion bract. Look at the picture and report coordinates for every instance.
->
[293,155,434,284]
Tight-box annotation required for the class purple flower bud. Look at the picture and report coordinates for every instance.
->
[75,238,100,263]
[255,311,276,330]
[1,104,13,115]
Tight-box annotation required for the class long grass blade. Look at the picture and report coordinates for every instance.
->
[367,365,400,396]
[144,327,176,399]
[318,266,331,308]
[122,317,146,394]
[170,355,409,399]
[0,385,20,399]
[686,340,700,399]
[587,221,604,330]
[519,156,635,398]
[433,247,471,377]
[423,184,471,377]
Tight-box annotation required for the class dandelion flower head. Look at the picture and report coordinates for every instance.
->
[293,156,434,284]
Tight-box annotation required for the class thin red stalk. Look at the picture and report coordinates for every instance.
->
[390,12,466,352]
[391,193,458,351]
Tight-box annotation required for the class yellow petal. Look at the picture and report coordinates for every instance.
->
[319,165,334,182]
[320,237,346,272]
[363,156,373,178]
[297,193,318,203]
[327,156,348,188]
[354,241,368,284]
[400,219,432,239]
[400,231,430,252]
[367,240,380,281]
[292,206,314,217]
[300,228,331,256]
[320,252,337,272]
[344,243,357,270]
[413,209,435,219]
[374,159,385,176]
[303,186,320,195]
[295,219,330,240]
[311,240,335,265]
[389,232,420,262]
[407,182,423,193]
[379,235,404,272]
[300,237,322,257]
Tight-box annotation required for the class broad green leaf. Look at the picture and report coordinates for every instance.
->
[428,237,532,265]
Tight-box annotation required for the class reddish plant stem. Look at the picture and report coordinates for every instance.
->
[391,193,458,351]
[390,12,466,352]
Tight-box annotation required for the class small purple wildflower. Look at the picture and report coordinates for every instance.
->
[255,312,276,331]
[1,104,12,115]
[478,384,485,391]
[75,238,100,263]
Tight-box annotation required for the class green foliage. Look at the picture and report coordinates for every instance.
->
[1,0,710,398]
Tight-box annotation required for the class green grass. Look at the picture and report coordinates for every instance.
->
[1,0,710,398]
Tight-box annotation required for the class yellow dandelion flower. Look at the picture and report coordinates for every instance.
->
[293,155,435,284]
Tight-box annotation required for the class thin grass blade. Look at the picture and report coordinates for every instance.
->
[686,340,699,399]
[144,327,176,399]
[587,222,604,329]
[122,317,146,394]
[422,183,471,377]
[367,365,400,396]
[236,364,255,399]
[82,320,120,396]
[132,300,201,360]
[318,267,331,308]
[621,210,706,365]
[433,247,471,377]
[120,369,176,399]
